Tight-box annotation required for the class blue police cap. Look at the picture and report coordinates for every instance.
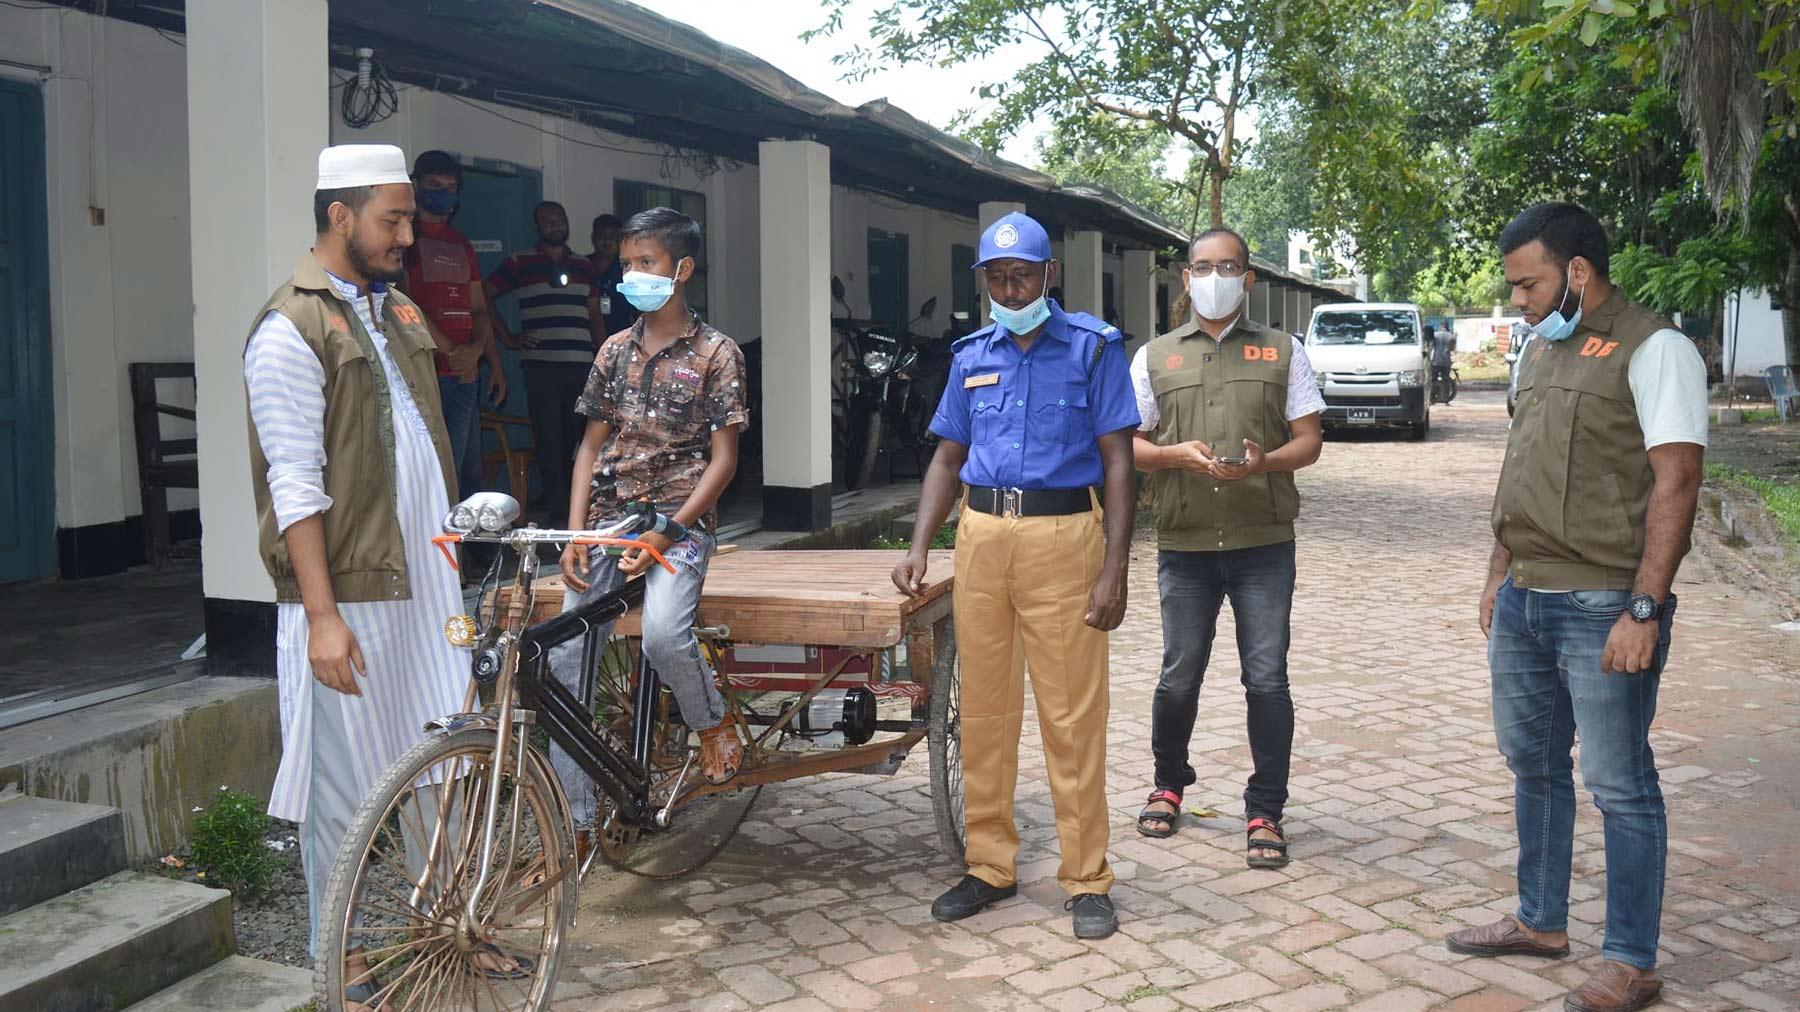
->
[973,212,1051,267]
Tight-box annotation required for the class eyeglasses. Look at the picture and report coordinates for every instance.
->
[1187,261,1247,278]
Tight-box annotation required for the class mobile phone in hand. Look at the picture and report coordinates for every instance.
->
[1216,454,1248,466]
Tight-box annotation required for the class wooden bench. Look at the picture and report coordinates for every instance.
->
[128,362,199,567]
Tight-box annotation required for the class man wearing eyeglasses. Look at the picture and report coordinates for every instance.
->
[1130,229,1324,871]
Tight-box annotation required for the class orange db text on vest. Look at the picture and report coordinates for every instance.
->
[1244,345,1280,362]
[1579,336,1619,358]
[393,305,423,325]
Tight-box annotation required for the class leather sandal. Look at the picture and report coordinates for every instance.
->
[1446,916,1570,959]
[699,724,744,785]
[1137,788,1182,838]
[1246,816,1289,868]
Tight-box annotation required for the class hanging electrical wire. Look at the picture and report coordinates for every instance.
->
[340,46,399,129]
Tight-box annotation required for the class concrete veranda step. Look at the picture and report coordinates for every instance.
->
[0,792,127,917]
[0,870,233,1012]
[122,954,313,1012]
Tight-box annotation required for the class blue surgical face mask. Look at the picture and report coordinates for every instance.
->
[415,185,459,216]
[617,259,684,312]
[1530,272,1584,342]
[989,272,1051,335]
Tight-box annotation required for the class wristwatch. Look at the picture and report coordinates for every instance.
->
[1627,593,1662,622]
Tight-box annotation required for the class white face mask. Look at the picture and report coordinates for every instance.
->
[1188,272,1246,321]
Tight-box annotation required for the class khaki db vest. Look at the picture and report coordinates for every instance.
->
[245,254,456,604]
[1144,318,1300,552]
[1492,292,1678,591]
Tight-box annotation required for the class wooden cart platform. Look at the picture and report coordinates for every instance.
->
[504,549,955,649]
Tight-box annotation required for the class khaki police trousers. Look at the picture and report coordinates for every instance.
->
[953,498,1114,896]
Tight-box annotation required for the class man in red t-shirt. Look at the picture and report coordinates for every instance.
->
[400,149,504,500]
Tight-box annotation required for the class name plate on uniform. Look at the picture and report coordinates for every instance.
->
[964,373,1001,388]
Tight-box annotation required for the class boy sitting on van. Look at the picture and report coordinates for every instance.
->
[550,206,749,828]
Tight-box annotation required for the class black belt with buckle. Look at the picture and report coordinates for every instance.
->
[966,486,1095,517]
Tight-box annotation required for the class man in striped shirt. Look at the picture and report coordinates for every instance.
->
[485,200,602,523]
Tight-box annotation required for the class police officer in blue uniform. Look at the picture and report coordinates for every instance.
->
[892,212,1140,939]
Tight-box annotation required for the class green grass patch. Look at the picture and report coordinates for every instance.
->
[1706,463,1800,543]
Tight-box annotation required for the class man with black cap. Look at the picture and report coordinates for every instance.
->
[400,149,504,500]
[892,211,1139,939]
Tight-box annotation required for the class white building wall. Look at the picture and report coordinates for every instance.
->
[1725,289,1789,377]
[6,5,1128,554]
[1,8,195,533]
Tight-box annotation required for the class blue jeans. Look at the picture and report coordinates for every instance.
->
[546,535,723,828]
[435,375,483,500]
[1489,579,1675,970]
[1150,540,1296,820]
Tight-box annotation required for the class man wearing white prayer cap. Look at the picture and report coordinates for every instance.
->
[242,144,526,1007]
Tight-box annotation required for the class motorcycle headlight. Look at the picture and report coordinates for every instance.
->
[863,349,896,377]
[1398,370,1424,388]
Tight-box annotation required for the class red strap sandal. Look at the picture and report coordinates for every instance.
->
[1136,788,1183,839]
[1246,816,1289,868]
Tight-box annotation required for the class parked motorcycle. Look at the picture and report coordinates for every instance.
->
[1431,367,1459,404]
[831,275,937,490]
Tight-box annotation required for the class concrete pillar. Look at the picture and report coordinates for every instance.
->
[1285,288,1304,335]
[977,201,1025,235]
[1250,278,1271,326]
[188,0,328,674]
[1120,248,1157,352]
[759,140,833,531]
[1061,229,1103,316]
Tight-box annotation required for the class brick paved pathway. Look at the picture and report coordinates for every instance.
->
[555,392,1800,1011]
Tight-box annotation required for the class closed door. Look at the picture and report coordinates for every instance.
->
[449,163,542,465]
[867,229,910,335]
[0,82,52,583]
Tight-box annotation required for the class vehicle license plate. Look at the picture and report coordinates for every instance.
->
[1348,408,1376,422]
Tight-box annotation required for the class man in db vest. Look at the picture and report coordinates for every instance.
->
[892,212,1139,939]
[1130,228,1325,871]
[1449,202,1706,1012]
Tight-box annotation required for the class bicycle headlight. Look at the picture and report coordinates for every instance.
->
[444,503,478,534]
[444,491,521,534]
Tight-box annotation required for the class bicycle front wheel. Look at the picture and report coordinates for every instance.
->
[315,726,575,1012]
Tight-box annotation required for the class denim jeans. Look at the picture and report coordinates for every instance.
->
[522,362,591,523]
[1150,540,1296,821]
[435,375,483,500]
[1489,579,1675,970]
[546,535,723,828]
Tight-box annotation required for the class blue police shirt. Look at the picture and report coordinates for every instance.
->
[929,301,1140,490]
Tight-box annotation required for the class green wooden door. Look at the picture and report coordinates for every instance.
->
[0,81,52,583]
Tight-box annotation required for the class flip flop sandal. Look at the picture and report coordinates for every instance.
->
[473,941,536,980]
[1246,816,1290,869]
[1136,788,1183,838]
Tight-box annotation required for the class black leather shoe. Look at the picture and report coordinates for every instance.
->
[1066,892,1118,939]
[930,875,1017,921]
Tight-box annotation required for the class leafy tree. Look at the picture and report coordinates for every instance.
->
[808,0,1305,228]
[1035,114,1194,225]
[1455,0,1800,365]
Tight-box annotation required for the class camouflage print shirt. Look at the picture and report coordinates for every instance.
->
[574,312,749,530]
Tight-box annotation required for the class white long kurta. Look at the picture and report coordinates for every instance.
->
[245,273,468,825]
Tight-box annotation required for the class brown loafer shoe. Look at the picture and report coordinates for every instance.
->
[1446,916,1570,959]
[698,724,744,785]
[1564,961,1661,1011]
